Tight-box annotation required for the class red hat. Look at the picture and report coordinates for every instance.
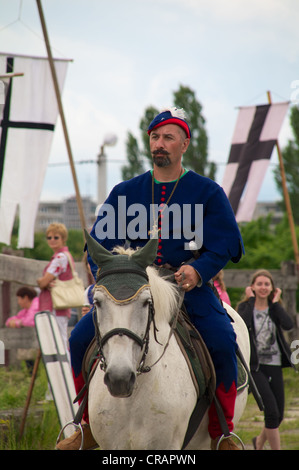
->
[147,107,191,138]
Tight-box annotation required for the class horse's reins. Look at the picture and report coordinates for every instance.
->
[140,304,181,373]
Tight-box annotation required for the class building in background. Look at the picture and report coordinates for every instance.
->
[252,201,283,226]
[35,196,97,232]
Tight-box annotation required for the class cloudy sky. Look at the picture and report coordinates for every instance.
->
[0,0,298,203]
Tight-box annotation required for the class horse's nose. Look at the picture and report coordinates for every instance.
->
[104,367,136,397]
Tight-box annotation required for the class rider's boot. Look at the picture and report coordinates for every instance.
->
[55,369,96,450]
[208,382,242,450]
[56,423,98,450]
[210,436,241,450]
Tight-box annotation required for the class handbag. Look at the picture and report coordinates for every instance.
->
[50,252,85,310]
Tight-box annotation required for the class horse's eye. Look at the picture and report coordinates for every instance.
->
[94,300,101,308]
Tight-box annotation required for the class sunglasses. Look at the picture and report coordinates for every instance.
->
[47,236,60,240]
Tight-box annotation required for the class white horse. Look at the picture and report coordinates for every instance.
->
[85,233,250,450]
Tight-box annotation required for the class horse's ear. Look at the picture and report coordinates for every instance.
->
[84,229,113,267]
[131,237,158,268]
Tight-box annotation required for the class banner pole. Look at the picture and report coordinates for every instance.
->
[36,0,86,235]
[19,349,42,440]
[267,90,299,267]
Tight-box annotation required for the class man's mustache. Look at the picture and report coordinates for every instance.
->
[152,148,170,156]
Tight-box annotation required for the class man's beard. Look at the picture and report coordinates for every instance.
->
[152,151,171,167]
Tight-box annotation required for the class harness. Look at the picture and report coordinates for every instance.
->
[58,251,262,450]
[94,264,166,374]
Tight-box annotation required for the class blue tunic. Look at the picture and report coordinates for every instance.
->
[71,170,244,390]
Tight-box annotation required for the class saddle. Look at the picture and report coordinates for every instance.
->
[173,307,217,448]
[174,305,248,397]
[174,306,216,401]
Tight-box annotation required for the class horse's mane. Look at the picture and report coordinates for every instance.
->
[112,246,181,323]
[146,266,180,323]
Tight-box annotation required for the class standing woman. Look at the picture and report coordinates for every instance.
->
[37,223,75,360]
[237,269,294,450]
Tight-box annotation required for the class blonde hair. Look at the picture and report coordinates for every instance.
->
[46,223,68,244]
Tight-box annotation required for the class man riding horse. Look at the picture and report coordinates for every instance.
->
[58,107,244,450]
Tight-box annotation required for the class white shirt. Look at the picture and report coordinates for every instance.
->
[46,252,68,277]
[253,307,281,366]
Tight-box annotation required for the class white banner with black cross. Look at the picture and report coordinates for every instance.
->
[0,53,69,248]
[222,102,289,222]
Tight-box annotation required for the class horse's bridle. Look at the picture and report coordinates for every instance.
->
[92,267,160,375]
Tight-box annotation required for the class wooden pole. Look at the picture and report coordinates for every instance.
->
[267,91,299,268]
[19,349,42,440]
[0,73,24,79]
[36,0,86,235]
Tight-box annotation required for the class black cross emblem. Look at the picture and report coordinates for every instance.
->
[0,57,55,192]
[227,104,276,214]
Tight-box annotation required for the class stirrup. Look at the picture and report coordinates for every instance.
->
[56,421,84,450]
[216,432,245,450]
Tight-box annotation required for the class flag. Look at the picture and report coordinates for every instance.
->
[0,75,9,119]
[0,53,69,248]
[222,102,289,222]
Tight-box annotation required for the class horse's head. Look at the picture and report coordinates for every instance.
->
[85,231,160,397]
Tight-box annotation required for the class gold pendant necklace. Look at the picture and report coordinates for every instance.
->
[148,167,183,237]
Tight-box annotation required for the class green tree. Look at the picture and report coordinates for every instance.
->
[274,105,299,223]
[226,214,297,271]
[139,105,159,163]
[173,85,214,178]
[121,132,146,180]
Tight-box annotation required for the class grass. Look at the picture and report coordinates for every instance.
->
[0,361,60,450]
[0,361,298,450]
